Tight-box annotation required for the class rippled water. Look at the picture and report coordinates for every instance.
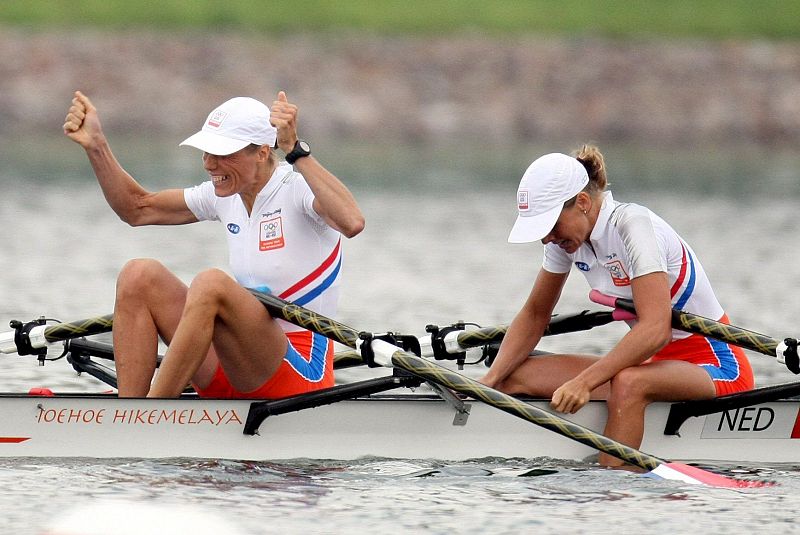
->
[3,457,798,534]
[1,139,799,533]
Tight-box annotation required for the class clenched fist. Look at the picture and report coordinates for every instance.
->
[63,91,105,150]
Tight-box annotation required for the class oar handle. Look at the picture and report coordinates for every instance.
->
[588,290,627,311]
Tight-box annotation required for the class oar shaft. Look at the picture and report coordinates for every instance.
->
[331,309,629,368]
[247,289,359,348]
[451,325,507,350]
[387,345,661,471]
[247,288,664,470]
[43,315,114,343]
[671,312,779,356]
[450,309,630,349]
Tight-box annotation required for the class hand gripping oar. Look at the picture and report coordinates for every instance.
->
[246,288,765,488]
[589,290,800,374]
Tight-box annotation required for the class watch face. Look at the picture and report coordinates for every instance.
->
[299,140,310,153]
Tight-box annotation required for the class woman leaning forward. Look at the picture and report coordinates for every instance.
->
[479,146,753,467]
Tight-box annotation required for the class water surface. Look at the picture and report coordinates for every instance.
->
[1,138,798,533]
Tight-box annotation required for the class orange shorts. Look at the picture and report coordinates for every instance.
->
[192,330,334,399]
[650,314,754,396]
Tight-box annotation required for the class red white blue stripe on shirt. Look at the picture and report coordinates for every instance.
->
[670,242,696,311]
[278,238,342,306]
[670,243,740,383]
[245,240,338,381]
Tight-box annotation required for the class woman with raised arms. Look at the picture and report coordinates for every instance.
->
[63,90,364,399]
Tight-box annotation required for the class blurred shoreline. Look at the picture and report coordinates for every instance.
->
[2,28,799,147]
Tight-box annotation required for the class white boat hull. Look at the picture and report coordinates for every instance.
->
[1,391,799,463]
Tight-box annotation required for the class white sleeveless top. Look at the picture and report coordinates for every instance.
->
[184,163,342,332]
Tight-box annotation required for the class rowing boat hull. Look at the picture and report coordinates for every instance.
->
[0,391,798,463]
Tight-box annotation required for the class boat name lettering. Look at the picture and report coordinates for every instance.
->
[35,407,243,427]
[717,407,774,432]
[111,408,243,426]
[37,408,105,424]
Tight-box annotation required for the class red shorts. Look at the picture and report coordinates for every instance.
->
[650,314,754,396]
[192,330,334,399]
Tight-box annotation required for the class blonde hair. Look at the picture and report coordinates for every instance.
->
[573,144,608,194]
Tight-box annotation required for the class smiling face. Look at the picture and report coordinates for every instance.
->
[202,144,268,198]
[541,192,594,253]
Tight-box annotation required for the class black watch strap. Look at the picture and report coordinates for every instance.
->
[285,139,311,165]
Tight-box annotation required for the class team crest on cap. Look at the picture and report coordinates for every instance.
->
[207,109,228,129]
[518,190,529,210]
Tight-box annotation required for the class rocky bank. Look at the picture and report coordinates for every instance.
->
[2,29,799,146]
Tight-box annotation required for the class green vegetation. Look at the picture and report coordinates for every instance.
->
[1,0,799,39]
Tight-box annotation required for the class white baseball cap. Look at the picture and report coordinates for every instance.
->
[507,153,589,243]
[180,97,277,155]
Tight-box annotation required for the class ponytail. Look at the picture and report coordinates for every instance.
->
[573,144,608,193]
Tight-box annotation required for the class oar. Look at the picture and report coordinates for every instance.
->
[333,308,634,368]
[246,288,765,488]
[0,315,114,356]
[0,307,625,365]
[589,290,800,374]
[442,308,634,351]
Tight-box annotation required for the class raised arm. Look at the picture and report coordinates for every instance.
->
[269,91,365,238]
[63,91,198,227]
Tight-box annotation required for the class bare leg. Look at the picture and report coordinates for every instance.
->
[113,259,189,397]
[599,360,715,467]
[147,268,288,398]
[497,354,610,399]
[495,354,715,467]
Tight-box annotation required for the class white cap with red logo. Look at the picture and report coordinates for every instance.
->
[508,153,589,243]
[180,97,277,156]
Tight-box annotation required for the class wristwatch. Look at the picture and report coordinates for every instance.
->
[285,139,311,165]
